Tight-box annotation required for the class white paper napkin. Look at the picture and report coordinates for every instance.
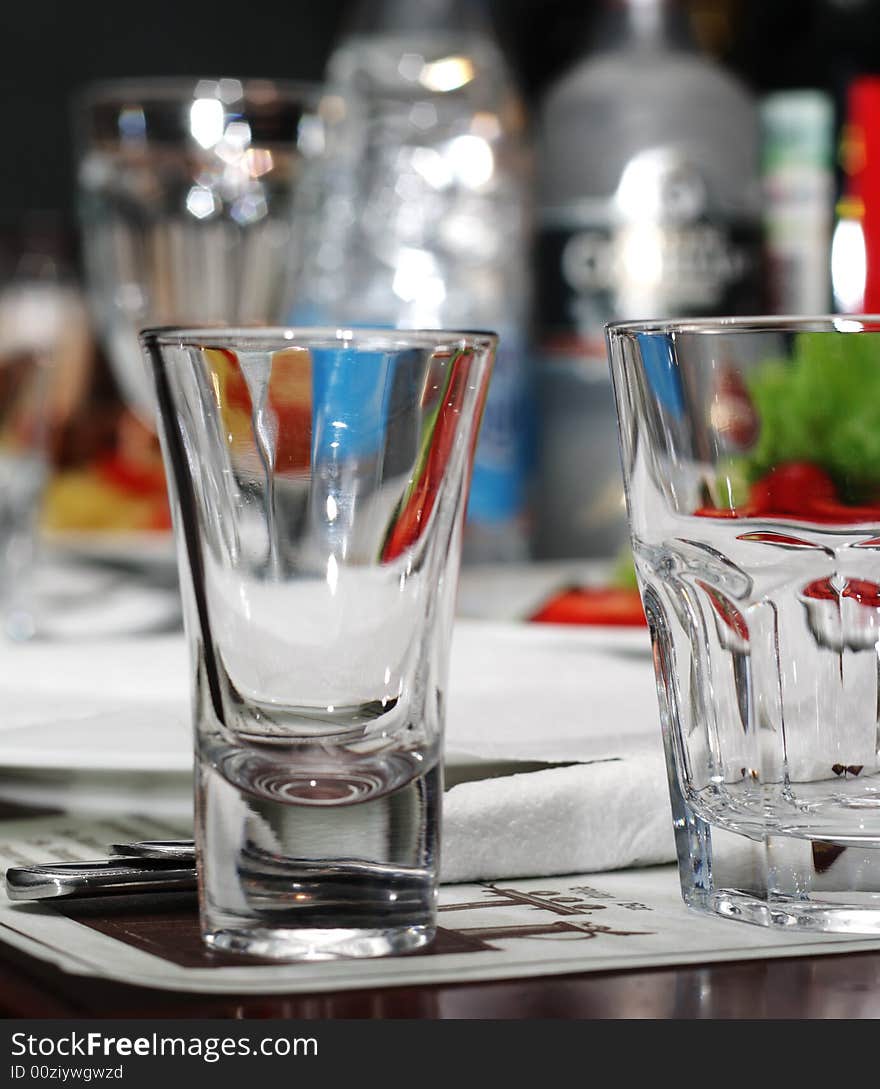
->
[443,755,673,882]
[442,621,673,880]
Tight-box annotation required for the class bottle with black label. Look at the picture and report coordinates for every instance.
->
[534,0,762,559]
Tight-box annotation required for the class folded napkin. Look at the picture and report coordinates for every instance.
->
[0,577,674,881]
[443,754,673,883]
[442,621,674,881]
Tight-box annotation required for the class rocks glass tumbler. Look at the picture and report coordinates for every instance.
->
[608,316,880,933]
[141,326,495,958]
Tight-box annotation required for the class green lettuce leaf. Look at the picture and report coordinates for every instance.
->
[744,331,880,503]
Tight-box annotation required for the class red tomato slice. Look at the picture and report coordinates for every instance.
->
[530,587,647,627]
[96,455,167,497]
[748,462,836,515]
[693,462,880,523]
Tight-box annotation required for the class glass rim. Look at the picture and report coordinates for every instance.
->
[605,314,880,338]
[139,325,499,353]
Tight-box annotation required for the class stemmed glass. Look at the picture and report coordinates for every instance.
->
[75,77,322,426]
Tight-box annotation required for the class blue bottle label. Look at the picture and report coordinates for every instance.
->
[467,332,532,525]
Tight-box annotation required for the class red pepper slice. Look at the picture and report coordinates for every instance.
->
[530,586,647,627]
[694,462,880,523]
[380,349,475,562]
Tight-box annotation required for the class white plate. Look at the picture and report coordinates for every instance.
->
[43,529,177,572]
[25,559,182,639]
[0,619,659,779]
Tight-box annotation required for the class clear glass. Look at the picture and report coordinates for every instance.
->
[76,78,321,426]
[141,325,495,959]
[608,315,880,933]
[0,327,51,640]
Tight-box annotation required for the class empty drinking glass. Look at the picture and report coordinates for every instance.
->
[141,325,495,958]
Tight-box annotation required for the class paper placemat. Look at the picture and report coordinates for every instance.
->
[3,814,880,996]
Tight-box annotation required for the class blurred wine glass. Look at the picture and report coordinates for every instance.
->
[75,77,322,426]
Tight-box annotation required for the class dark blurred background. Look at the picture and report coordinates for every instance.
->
[3,0,879,546]
[2,0,878,232]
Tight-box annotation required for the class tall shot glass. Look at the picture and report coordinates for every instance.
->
[608,316,880,933]
[141,326,495,958]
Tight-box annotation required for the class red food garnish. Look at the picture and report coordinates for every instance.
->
[215,348,252,414]
[694,461,880,523]
[800,577,838,602]
[148,504,173,531]
[96,455,167,497]
[845,579,880,606]
[748,462,836,515]
[381,350,475,561]
[793,498,880,523]
[270,404,313,471]
[695,579,749,640]
[802,577,880,606]
[693,506,742,518]
[530,587,647,627]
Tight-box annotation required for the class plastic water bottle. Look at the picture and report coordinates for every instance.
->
[287,0,533,563]
[534,0,762,560]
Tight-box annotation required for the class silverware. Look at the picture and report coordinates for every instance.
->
[110,839,196,861]
[5,839,197,901]
[5,857,196,901]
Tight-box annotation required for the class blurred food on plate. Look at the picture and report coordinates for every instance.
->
[43,409,171,533]
[0,223,173,537]
[529,551,646,627]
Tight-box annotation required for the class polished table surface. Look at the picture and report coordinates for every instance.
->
[3,805,880,1020]
[3,935,880,1019]
[2,886,880,1020]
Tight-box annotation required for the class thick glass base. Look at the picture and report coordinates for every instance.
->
[205,923,433,961]
[699,888,880,934]
[196,758,440,960]
[676,796,880,934]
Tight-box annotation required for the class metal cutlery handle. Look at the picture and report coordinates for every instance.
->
[5,858,196,901]
[110,839,196,861]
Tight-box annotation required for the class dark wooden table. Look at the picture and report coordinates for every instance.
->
[3,889,880,1019]
[4,804,880,1020]
[3,933,880,1018]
